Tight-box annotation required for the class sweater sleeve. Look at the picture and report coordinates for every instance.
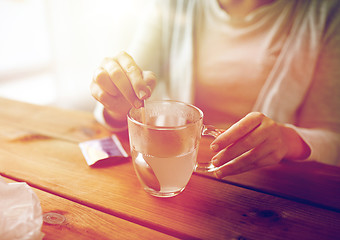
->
[292,1,340,165]
[286,125,340,165]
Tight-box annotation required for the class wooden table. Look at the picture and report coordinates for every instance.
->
[1,97,339,240]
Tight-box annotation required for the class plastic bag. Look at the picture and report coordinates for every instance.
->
[0,177,44,240]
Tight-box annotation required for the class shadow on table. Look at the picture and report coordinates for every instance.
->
[90,156,130,168]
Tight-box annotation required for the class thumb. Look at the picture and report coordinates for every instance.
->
[142,71,157,96]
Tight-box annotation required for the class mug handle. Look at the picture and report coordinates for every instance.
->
[202,125,225,138]
[195,125,225,173]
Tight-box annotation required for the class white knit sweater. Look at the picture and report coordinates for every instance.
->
[95,0,340,165]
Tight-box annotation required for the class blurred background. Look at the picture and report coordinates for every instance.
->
[0,0,149,111]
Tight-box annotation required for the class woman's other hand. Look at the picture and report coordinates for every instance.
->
[90,51,156,123]
[211,112,311,178]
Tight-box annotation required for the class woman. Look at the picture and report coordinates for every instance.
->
[90,0,340,178]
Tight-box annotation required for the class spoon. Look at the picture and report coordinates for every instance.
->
[134,153,161,192]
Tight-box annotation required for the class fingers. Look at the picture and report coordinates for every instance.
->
[143,70,157,92]
[93,67,119,96]
[90,81,131,119]
[210,112,265,151]
[212,127,268,167]
[115,52,154,100]
[90,81,115,109]
[102,56,143,108]
[91,52,157,123]
[91,63,136,118]
[210,112,287,178]
[96,52,157,109]
[214,149,281,178]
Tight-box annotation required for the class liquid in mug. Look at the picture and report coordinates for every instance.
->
[131,147,197,195]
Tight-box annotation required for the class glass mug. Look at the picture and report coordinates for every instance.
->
[127,100,223,198]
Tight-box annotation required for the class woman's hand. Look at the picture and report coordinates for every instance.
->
[90,51,156,123]
[211,112,311,178]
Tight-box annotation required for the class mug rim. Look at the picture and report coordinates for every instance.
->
[127,100,203,130]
